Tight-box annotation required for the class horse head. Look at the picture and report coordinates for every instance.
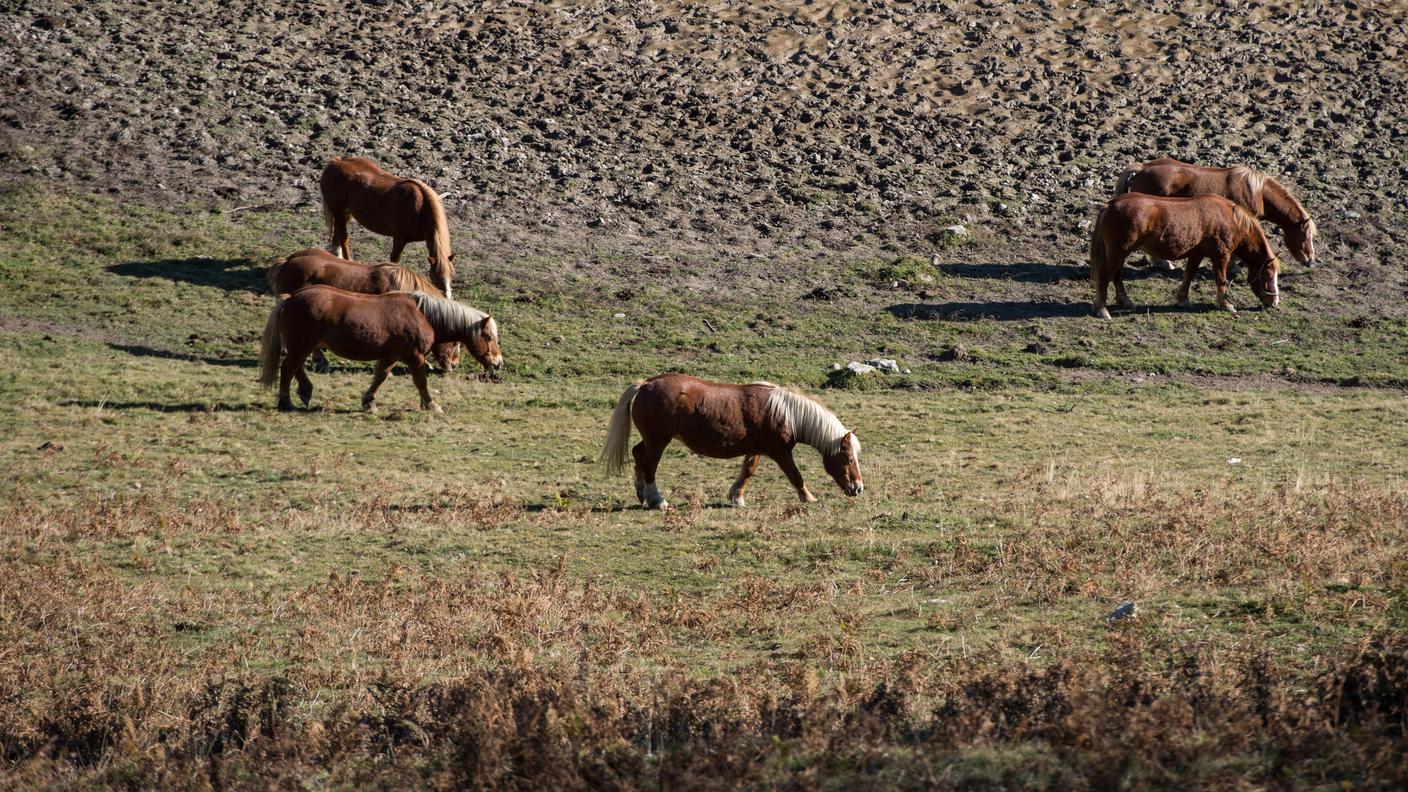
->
[432,341,461,372]
[1285,216,1316,268]
[465,315,504,372]
[1248,254,1280,308]
[822,431,864,496]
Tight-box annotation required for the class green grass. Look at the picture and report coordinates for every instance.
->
[2,185,1406,787]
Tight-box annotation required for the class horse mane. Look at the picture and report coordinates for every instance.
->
[762,386,856,455]
[408,178,453,285]
[1229,166,1268,215]
[412,292,491,339]
[380,264,442,297]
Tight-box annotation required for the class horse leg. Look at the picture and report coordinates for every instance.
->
[1092,249,1112,320]
[332,211,352,260]
[310,347,331,374]
[279,345,313,411]
[632,440,669,509]
[771,448,816,503]
[362,360,391,411]
[1175,256,1203,307]
[1113,260,1135,310]
[727,454,762,508]
[407,354,442,413]
[1213,252,1237,313]
[389,237,406,264]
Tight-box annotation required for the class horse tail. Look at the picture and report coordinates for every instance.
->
[258,300,285,388]
[266,257,287,295]
[411,179,453,299]
[1089,208,1108,273]
[1115,163,1142,195]
[600,380,645,476]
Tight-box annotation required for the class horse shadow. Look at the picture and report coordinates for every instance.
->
[108,342,258,368]
[935,261,1171,283]
[107,257,267,293]
[887,301,1089,322]
[59,398,261,413]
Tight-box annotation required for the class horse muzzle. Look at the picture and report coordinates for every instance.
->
[847,481,864,497]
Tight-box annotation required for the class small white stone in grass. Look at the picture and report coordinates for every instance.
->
[1106,601,1136,623]
[1227,457,1242,465]
[613,312,626,319]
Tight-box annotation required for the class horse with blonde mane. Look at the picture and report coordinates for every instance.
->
[1117,158,1317,268]
[1090,193,1280,319]
[600,373,863,509]
[319,157,456,298]
[267,247,460,371]
[259,286,501,412]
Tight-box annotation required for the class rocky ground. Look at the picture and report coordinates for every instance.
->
[3,1,1407,298]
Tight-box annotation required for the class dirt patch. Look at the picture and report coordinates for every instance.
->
[3,2,1406,265]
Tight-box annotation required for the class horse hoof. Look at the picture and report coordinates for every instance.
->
[729,496,746,508]
[1117,298,1135,310]
[362,401,376,412]
[425,403,444,414]
[277,401,296,412]
[1094,307,1112,320]
[649,500,669,511]
[1221,303,1238,314]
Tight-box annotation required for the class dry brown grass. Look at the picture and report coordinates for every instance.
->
[3,487,1406,790]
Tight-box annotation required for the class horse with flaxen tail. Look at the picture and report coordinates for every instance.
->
[319,157,456,298]
[1117,158,1317,268]
[601,373,863,509]
[259,286,501,412]
[1089,193,1280,319]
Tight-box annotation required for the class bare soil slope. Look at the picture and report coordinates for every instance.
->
[4,0,1407,264]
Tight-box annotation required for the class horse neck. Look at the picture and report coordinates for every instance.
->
[772,389,844,454]
[1259,179,1306,228]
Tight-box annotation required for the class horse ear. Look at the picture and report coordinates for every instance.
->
[448,252,456,262]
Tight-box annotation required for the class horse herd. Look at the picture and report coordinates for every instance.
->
[255,155,1316,508]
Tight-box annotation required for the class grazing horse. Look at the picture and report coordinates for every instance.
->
[600,373,863,509]
[1117,158,1317,268]
[267,248,460,371]
[1089,193,1280,319]
[258,286,501,412]
[319,157,456,298]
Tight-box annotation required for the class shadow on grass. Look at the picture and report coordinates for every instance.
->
[936,261,1173,283]
[60,399,261,413]
[108,257,266,293]
[887,300,1231,322]
[887,301,1089,321]
[109,342,258,368]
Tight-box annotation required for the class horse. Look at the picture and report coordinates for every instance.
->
[267,248,460,372]
[1117,158,1316,268]
[319,157,456,298]
[600,373,863,509]
[258,286,501,412]
[1089,193,1280,319]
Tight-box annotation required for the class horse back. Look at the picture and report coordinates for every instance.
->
[635,374,780,456]
[283,287,433,359]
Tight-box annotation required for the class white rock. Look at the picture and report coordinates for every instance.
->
[942,224,967,236]
[613,312,626,319]
[866,358,901,373]
[1226,457,1241,465]
[846,361,877,375]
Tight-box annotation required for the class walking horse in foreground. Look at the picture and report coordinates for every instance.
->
[259,286,501,412]
[600,373,863,509]
[319,157,456,298]
[1117,158,1317,269]
[268,247,461,370]
[1089,193,1280,319]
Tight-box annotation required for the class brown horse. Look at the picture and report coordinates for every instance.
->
[267,248,459,371]
[1089,193,1280,319]
[258,286,501,412]
[319,157,456,298]
[1117,158,1317,268]
[600,373,863,509]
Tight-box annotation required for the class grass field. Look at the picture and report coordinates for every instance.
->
[3,185,1407,788]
